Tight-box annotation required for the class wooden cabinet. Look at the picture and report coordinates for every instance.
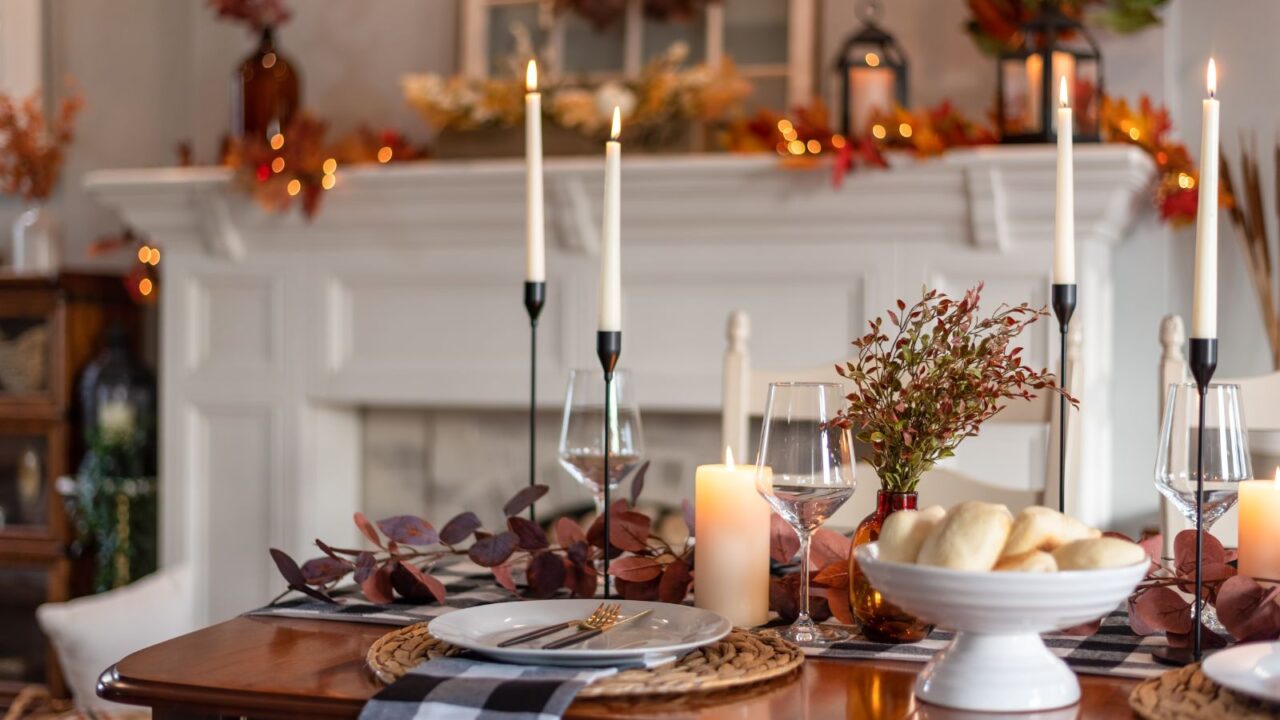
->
[0,273,137,699]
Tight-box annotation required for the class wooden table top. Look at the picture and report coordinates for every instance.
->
[99,615,1142,719]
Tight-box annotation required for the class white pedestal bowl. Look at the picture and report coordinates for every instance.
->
[855,543,1148,712]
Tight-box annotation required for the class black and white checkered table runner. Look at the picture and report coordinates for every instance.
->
[249,561,1171,681]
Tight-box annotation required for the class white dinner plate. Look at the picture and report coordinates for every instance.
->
[1203,641,1280,702]
[426,599,731,667]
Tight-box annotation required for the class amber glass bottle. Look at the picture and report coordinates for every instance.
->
[849,489,934,643]
[232,27,300,142]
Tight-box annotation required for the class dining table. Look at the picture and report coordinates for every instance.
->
[97,613,1143,719]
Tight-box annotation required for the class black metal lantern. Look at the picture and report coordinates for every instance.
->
[835,0,908,138]
[997,1,1102,143]
[79,324,155,461]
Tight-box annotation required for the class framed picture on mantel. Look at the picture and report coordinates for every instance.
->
[458,0,816,108]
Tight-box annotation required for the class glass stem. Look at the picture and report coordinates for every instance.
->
[797,529,812,624]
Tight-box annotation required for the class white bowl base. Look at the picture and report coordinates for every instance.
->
[915,631,1080,712]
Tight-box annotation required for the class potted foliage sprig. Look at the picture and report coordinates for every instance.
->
[837,283,1075,642]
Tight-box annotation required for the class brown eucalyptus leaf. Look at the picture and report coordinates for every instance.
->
[1137,534,1164,565]
[808,593,832,623]
[1217,575,1280,642]
[1128,593,1158,636]
[491,563,518,593]
[610,510,651,553]
[315,538,361,559]
[769,514,800,564]
[585,508,625,558]
[811,529,852,567]
[376,516,437,546]
[769,575,800,622]
[440,512,483,545]
[503,484,549,517]
[300,556,352,586]
[402,562,448,604]
[566,539,590,566]
[554,516,586,548]
[658,559,692,604]
[608,556,663,582]
[824,586,855,626]
[354,551,377,584]
[1174,528,1226,578]
[468,531,518,567]
[811,560,849,589]
[507,515,550,550]
[389,563,433,602]
[616,576,660,601]
[629,460,651,506]
[361,563,395,604]
[526,552,565,598]
[564,559,598,599]
[1133,586,1192,634]
[1165,625,1229,649]
[354,512,382,547]
[270,548,333,603]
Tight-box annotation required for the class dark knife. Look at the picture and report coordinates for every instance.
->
[542,609,652,650]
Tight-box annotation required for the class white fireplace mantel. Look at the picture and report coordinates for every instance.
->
[86,147,1156,623]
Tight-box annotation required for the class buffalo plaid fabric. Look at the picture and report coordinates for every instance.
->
[357,658,615,720]
[806,608,1169,679]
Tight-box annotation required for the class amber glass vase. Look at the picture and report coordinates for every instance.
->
[232,27,300,142]
[849,489,934,643]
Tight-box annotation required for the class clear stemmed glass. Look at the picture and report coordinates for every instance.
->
[1155,382,1252,531]
[755,382,856,646]
[558,369,645,515]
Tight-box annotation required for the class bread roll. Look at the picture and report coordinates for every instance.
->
[993,550,1058,572]
[1052,537,1146,570]
[877,506,947,563]
[1001,506,1100,558]
[916,501,1014,570]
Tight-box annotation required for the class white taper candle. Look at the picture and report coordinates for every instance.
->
[599,107,622,332]
[1053,77,1075,285]
[1192,58,1220,339]
[525,60,545,282]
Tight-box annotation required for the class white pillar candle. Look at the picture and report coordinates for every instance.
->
[1239,468,1280,580]
[695,448,771,627]
[598,107,622,332]
[849,65,894,135]
[1054,77,1075,285]
[1192,58,1220,339]
[525,60,545,283]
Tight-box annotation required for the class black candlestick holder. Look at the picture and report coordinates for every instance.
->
[1188,337,1217,662]
[597,330,621,599]
[1151,336,1218,668]
[1051,283,1077,514]
[525,282,545,524]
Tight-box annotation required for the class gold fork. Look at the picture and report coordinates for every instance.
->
[497,603,620,647]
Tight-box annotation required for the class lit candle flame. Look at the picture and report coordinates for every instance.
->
[1207,57,1216,98]
[1274,466,1278,484]
[724,446,736,470]
[610,106,622,141]
[1059,76,1069,108]
[526,60,538,92]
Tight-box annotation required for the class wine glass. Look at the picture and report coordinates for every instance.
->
[1155,382,1252,531]
[755,382,856,646]
[558,369,645,515]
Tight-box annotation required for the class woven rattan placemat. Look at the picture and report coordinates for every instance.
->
[1129,662,1280,720]
[366,623,804,699]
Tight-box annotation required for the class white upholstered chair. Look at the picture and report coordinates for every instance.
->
[722,311,1083,530]
[1157,314,1280,559]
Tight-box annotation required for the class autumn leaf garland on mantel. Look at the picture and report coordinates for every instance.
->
[269,465,854,620]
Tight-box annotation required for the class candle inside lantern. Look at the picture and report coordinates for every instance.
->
[1239,467,1280,580]
[849,53,894,135]
[1025,51,1075,132]
[1054,77,1075,285]
[695,447,771,627]
[1192,58,1220,339]
[525,60,545,283]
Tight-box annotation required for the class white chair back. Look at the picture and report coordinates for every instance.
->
[722,310,1081,529]
[1156,314,1280,557]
